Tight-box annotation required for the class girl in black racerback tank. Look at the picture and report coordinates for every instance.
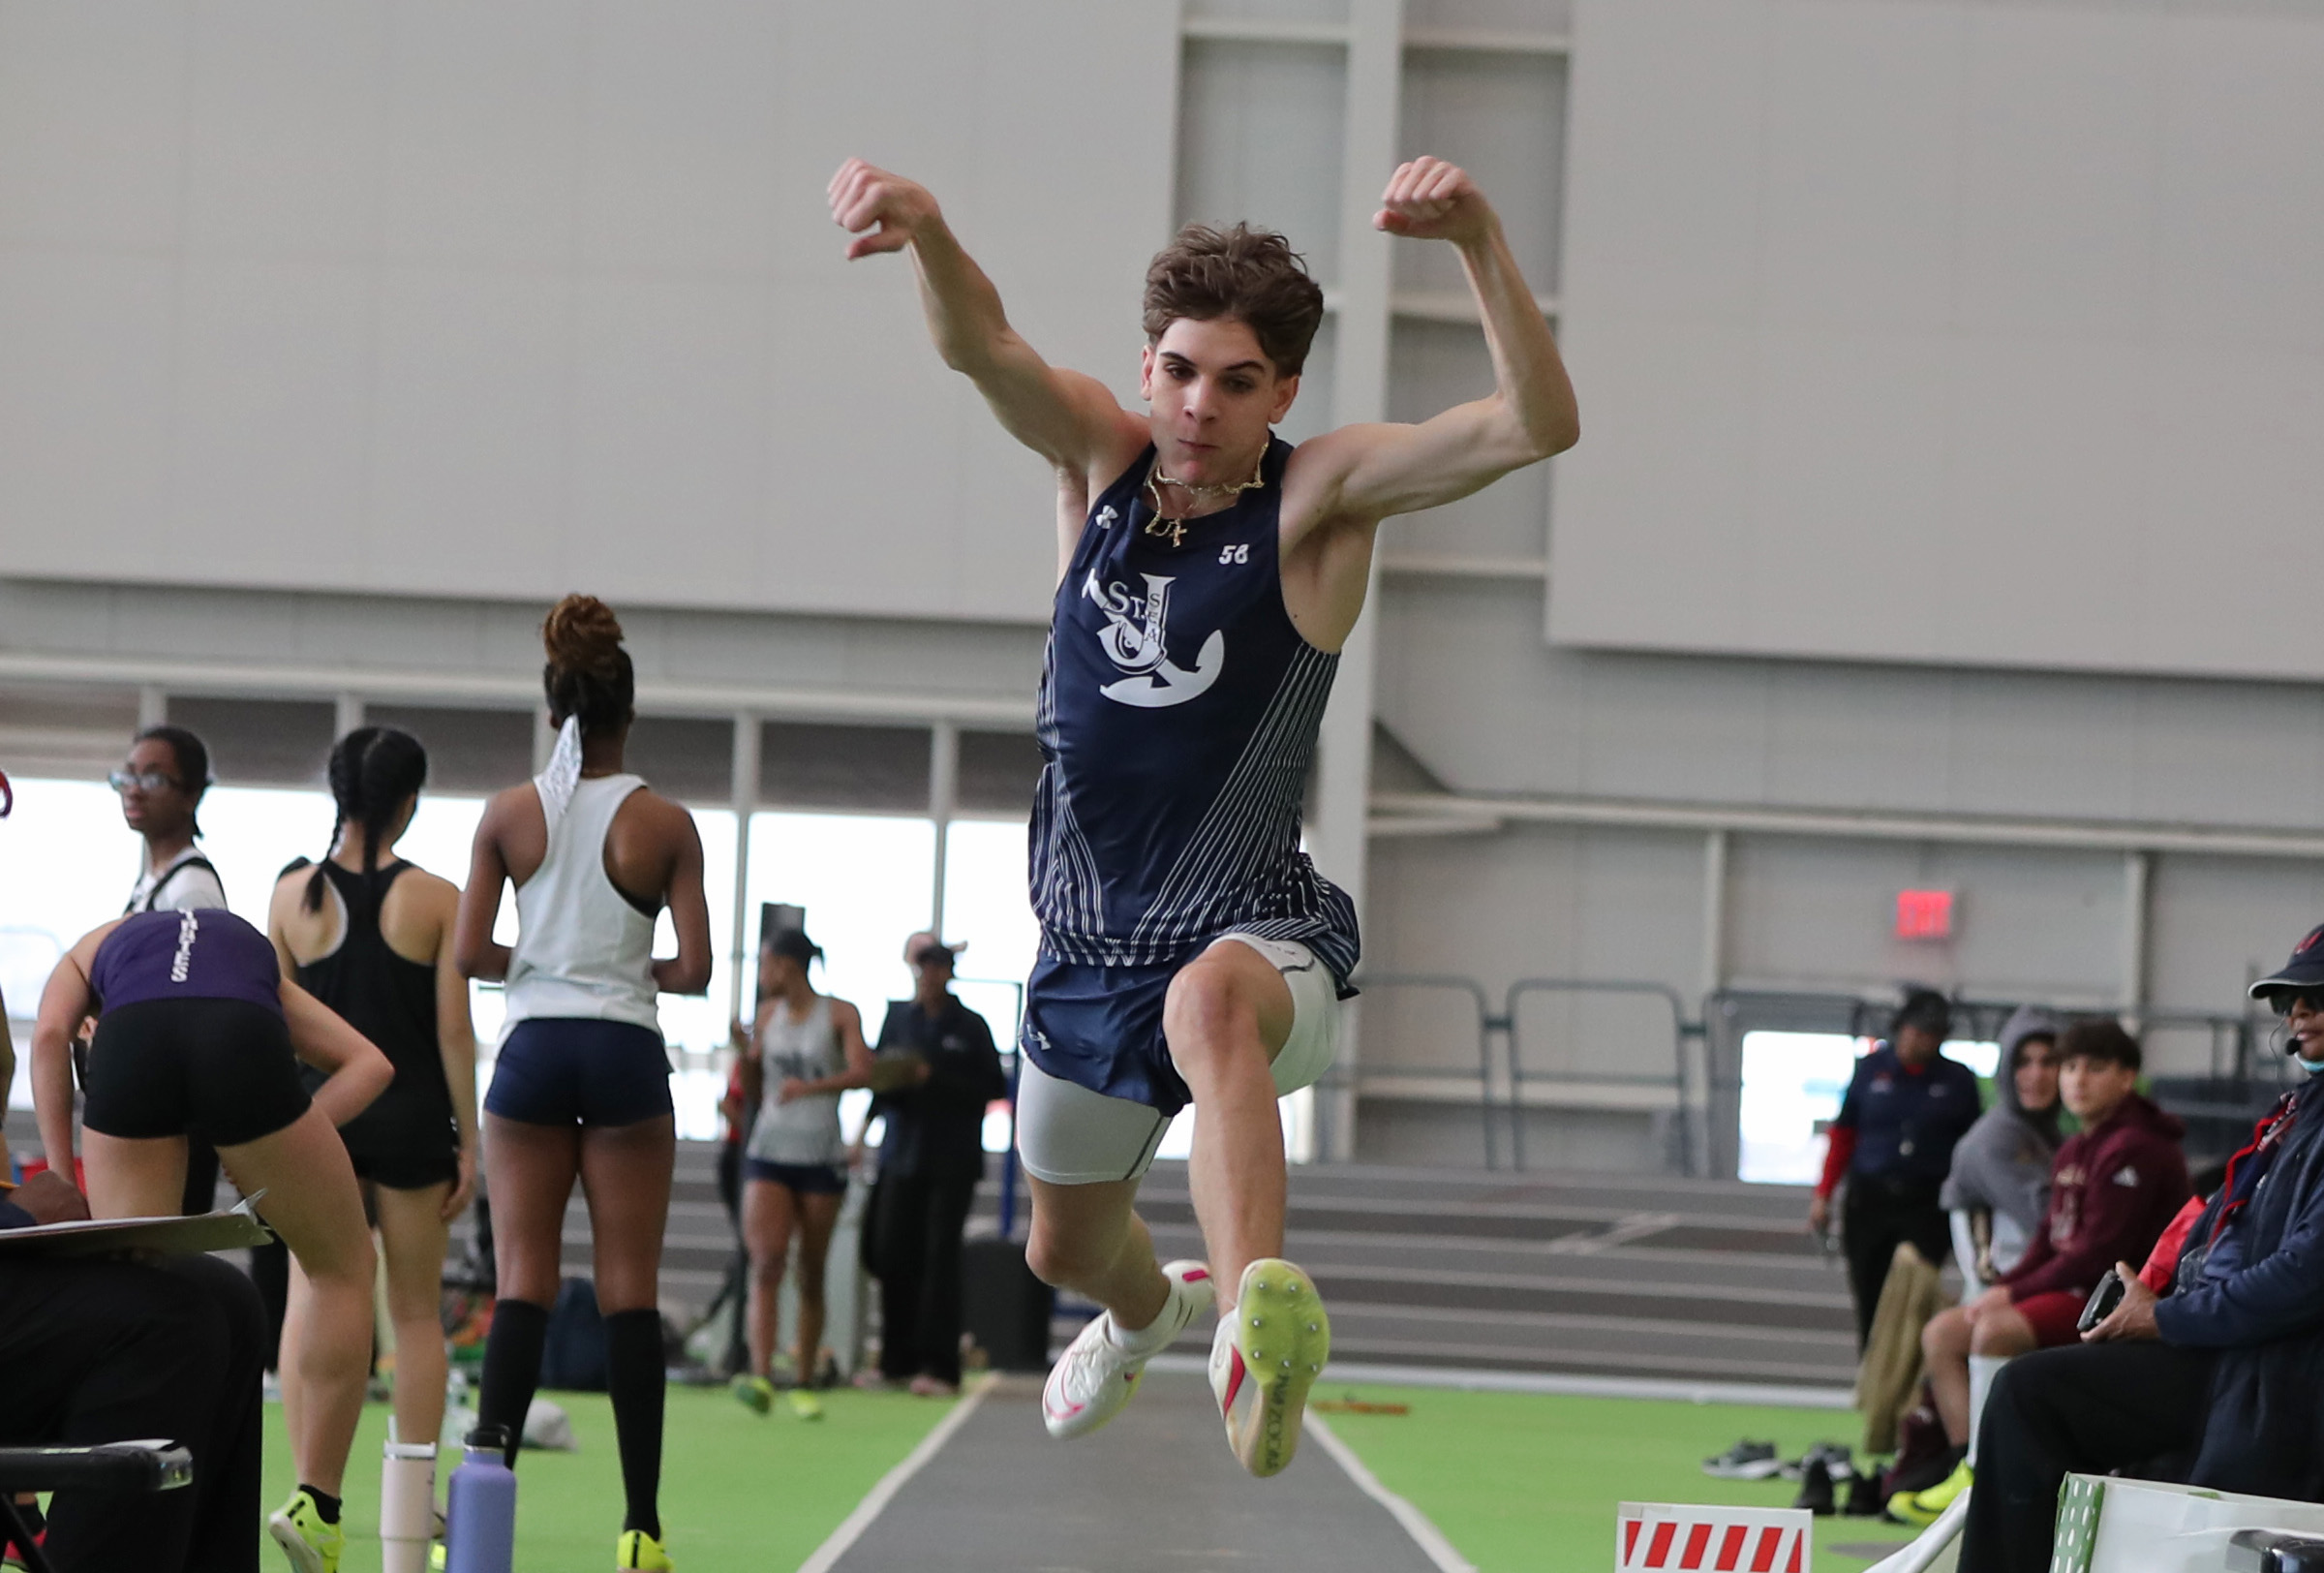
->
[269,725,480,1542]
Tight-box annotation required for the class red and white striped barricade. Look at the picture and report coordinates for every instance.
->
[1617,1503,1813,1573]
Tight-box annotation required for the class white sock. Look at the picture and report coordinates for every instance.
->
[1966,1355,2007,1466]
[1106,1280,1183,1353]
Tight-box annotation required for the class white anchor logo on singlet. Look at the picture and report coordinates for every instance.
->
[1083,570,1224,708]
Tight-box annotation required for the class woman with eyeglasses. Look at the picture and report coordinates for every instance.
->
[114,725,226,915]
[108,725,231,1218]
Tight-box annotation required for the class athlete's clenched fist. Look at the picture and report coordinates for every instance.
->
[1372,156,1493,246]
[828,158,941,260]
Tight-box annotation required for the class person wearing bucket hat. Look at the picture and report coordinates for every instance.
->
[1961,922,2324,1572]
[1811,988,1983,1348]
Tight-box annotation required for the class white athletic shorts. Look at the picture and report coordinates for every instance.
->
[1015,934,1341,1187]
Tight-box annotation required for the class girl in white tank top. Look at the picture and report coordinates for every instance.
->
[732,927,874,1417]
[454,596,713,1570]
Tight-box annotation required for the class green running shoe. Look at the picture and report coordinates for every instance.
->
[618,1527,675,1569]
[730,1373,776,1415]
[266,1489,343,1573]
[787,1387,825,1420]
[1888,1459,1972,1527]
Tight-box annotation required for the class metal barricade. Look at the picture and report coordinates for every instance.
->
[1503,977,1698,1176]
[1337,972,1503,1168]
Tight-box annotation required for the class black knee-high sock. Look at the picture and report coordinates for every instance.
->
[604,1310,666,1540]
[477,1298,550,1468]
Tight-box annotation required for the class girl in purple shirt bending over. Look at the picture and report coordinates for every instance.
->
[31,907,391,1573]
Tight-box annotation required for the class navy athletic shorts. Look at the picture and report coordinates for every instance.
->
[484,1018,672,1128]
[1020,953,1190,1114]
[84,998,314,1148]
[742,1158,847,1195]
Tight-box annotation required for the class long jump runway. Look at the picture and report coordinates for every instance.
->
[808,1370,1468,1573]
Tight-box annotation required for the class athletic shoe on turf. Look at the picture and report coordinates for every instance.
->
[729,1373,775,1414]
[267,1490,344,1573]
[1888,1460,1972,1527]
[1791,1458,1836,1517]
[617,1528,675,1570]
[1844,1469,1886,1517]
[1700,1438,1781,1480]
[788,1387,824,1420]
[1043,1259,1214,1441]
[1208,1258,1330,1479]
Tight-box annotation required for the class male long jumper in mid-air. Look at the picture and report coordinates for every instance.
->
[829,153,1578,1477]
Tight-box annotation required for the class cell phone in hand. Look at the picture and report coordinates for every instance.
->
[2077,1272,2127,1333]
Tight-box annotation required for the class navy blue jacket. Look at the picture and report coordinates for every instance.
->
[2156,1081,2324,1350]
[1835,1044,1983,1189]
[2146,1077,2324,1498]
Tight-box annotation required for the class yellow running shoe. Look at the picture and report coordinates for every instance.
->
[729,1373,776,1415]
[787,1387,824,1421]
[1208,1258,1330,1478]
[1888,1460,1972,1527]
[266,1489,344,1573]
[617,1527,675,1570]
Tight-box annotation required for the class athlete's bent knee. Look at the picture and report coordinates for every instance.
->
[1162,961,1267,1076]
[1025,1223,1109,1290]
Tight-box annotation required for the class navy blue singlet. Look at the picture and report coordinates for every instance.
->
[1021,437,1360,1112]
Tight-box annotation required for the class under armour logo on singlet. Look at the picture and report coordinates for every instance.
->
[1083,570,1224,708]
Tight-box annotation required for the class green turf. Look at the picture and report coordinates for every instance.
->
[260,1383,956,1572]
[1316,1384,1923,1573]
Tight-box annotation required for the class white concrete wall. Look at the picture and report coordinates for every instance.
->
[1550,0,2324,682]
[0,0,1177,623]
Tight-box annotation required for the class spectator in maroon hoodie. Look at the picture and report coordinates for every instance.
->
[1898,1018,2188,1520]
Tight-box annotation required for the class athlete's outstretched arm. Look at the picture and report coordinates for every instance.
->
[828,159,1134,474]
[1298,159,1578,527]
[29,930,105,1175]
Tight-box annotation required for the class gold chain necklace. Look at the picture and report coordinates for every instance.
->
[1142,449,1267,548]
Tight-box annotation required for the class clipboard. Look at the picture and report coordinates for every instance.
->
[0,1192,276,1258]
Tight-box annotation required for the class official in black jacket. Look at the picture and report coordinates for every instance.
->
[861,933,1008,1395]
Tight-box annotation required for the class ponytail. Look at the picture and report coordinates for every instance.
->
[540,594,634,738]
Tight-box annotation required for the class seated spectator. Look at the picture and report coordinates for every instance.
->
[1902,1018,2187,1523]
[1811,990,1985,1348]
[0,1167,270,1572]
[1942,1006,2064,1286]
[1960,924,2324,1573]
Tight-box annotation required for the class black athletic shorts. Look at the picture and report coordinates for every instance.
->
[743,1157,847,1196]
[484,1018,672,1128]
[83,998,313,1149]
[301,1065,460,1191]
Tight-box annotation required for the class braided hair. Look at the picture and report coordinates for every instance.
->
[303,725,430,912]
[541,594,633,737]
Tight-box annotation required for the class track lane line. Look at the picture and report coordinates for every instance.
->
[1305,1413,1479,1573]
[794,1373,995,1573]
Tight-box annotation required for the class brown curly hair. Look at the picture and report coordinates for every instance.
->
[541,594,633,736]
[1143,224,1326,377]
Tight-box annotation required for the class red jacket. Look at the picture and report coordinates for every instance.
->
[2004,1093,2190,1302]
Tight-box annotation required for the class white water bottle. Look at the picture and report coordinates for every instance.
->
[381,1438,438,1573]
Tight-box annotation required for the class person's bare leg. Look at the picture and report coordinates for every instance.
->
[1922,1306,1974,1445]
[1968,1306,2038,1362]
[792,1191,844,1380]
[281,1256,314,1468]
[581,1116,674,1314]
[375,1182,456,1449]
[219,1110,376,1496]
[740,1179,797,1380]
[79,1129,189,1220]
[482,1117,581,1307]
[1024,1176,1171,1333]
[1163,943,1294,1310]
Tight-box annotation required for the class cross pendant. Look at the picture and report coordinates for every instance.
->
[1146,516,1187,548]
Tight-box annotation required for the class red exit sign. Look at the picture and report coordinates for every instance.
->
[1896,889,1955,941]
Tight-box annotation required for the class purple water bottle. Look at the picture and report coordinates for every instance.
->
[444,1425,516,1573]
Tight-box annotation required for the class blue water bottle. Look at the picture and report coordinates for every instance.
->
[443,1425,516,1573]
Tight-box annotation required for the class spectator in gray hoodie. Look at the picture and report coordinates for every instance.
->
[1940,1006,2064,1285]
